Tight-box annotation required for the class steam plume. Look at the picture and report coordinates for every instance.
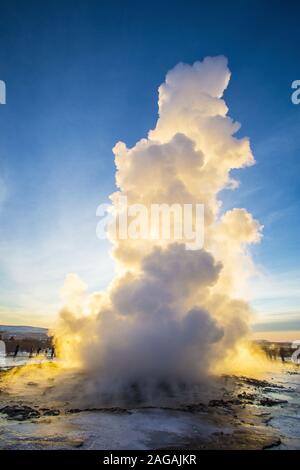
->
[55,56,262,402]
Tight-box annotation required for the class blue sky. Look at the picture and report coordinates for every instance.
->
[0,0,299,332]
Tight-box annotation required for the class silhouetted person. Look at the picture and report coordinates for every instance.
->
[29,346,34,358]
[265,348,272,360]
[14,344,20,358]
[279,347,285,363]
[269,345,277,360]
[51,346,55,359]
[36,347,41,356]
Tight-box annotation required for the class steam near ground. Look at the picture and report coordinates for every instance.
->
[3,56,269,406]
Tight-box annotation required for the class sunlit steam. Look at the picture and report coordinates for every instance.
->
[50,56,263,403]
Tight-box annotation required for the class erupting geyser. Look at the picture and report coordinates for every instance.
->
[54,56,262,402]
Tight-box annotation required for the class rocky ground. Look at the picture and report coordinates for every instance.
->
[0,366,299,450]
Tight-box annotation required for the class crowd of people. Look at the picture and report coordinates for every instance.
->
[262,344,294,363]
[12,344,56,359]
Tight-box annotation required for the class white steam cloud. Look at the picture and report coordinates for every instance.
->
[55,56,262,403]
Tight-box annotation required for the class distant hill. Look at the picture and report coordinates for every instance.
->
[0,325,48,338]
